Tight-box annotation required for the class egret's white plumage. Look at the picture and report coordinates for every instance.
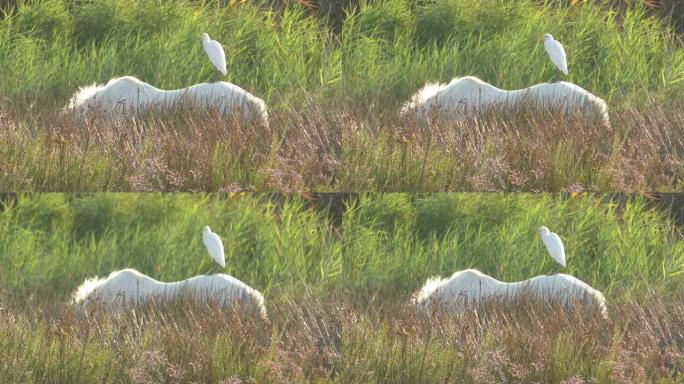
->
[542,33,568,76]
[401,76,609,127]
[412,269,607,318]
[539,226,566,267]
[203,226,225,268]
[65,76,269,127]
[202,33,227,76]
[72,268,267,319]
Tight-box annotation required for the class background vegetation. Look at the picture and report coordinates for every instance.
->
[0,0,682,191]
[1,193,682,299]
[342,0,683,106]
[0,0,682,108]
[1,193,684,383]
[1,0,341,108]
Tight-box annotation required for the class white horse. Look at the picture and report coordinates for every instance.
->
[65,76,269,127]
[412,269,607,318]
[72,268,267,319]
[401,76,609,126]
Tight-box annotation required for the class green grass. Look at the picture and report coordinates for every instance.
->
[0,193,339,297]
[1,0,682,108]
[1,193,682,298]
[336,102,684,192]
[1,0,683,192]
[342,0,684,106]
[3,290,684,383]
[344,193,684,296]
[1,193,684,383]
[1,0,342,108]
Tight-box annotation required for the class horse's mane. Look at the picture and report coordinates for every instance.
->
[66,82,100,110]
[65,76,154,110]
[71,268,149,304]
[401,76,494,115]
[413,275,445,305]
[72,275,108,304]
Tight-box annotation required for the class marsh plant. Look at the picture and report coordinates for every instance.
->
[0,0,683,191]
[1,193,684,382]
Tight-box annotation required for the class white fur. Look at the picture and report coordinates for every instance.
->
[65,76,268,127]
[72,268,267,319]
[412,269,607,318]
[401,76,609,126]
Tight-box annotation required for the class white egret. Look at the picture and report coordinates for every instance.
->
[203,226,225,271]
[412,269,606,318]
[401,76,609,127]
[539,226,566,267]
[542,33,568,80]
[72,269,267,319]
[65,76,269,127]
[201,33,227,77]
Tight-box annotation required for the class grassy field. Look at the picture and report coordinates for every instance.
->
[1,193,684,382]
[1,0,683,191]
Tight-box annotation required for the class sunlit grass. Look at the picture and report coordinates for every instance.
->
[1,99,683,191]
[1,193,682,297]
[0,0,681,108]
[0,0,342,108]
[1,0,683,191]
[337,101,684,192]
[0,193,683,382]
[341,0,684,106]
